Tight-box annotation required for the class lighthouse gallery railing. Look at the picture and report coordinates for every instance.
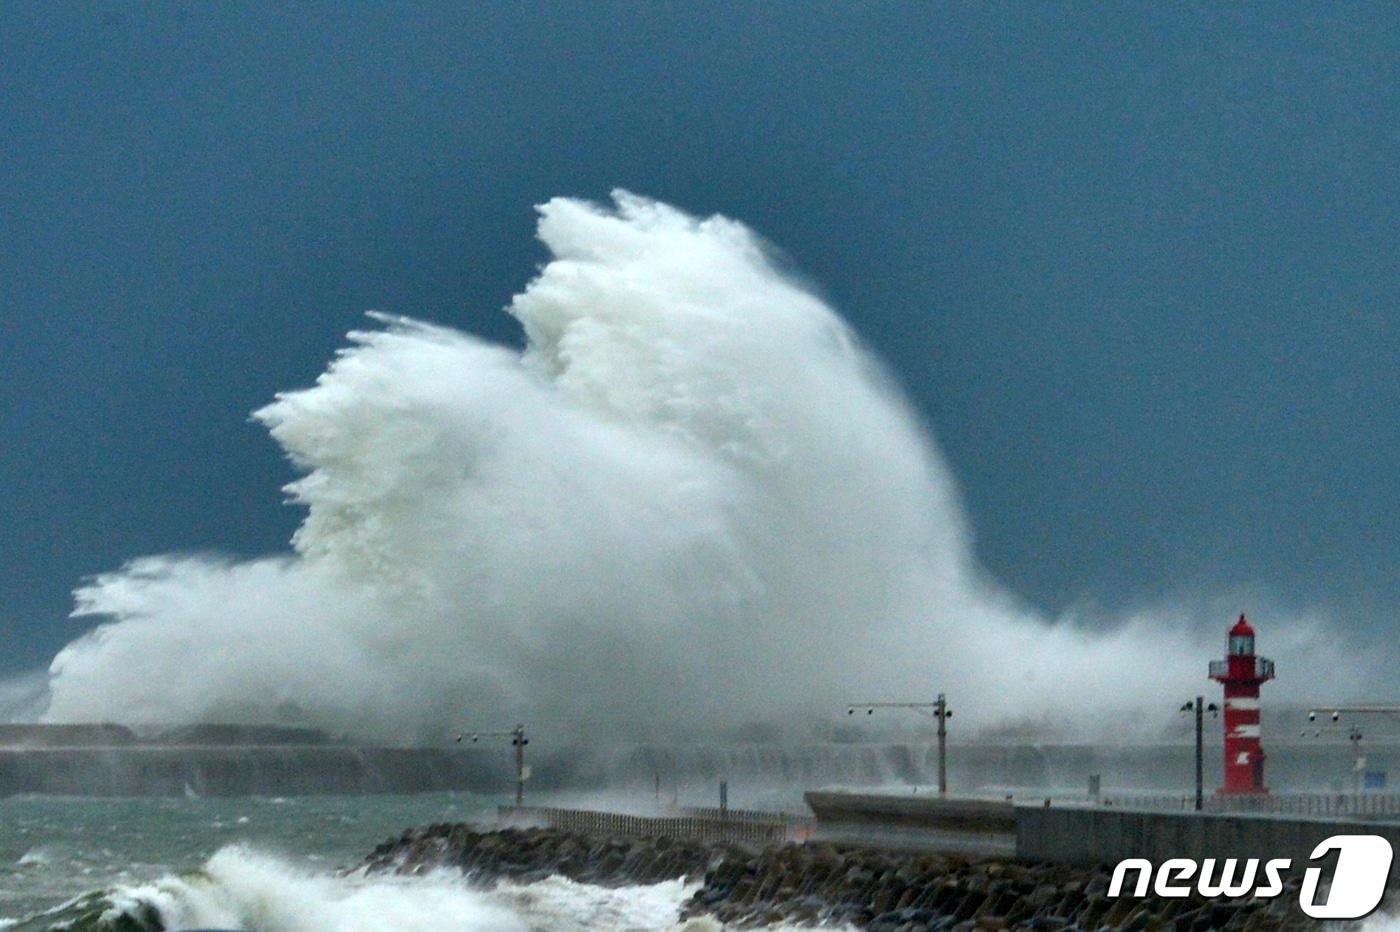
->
[1208,657,1274,679]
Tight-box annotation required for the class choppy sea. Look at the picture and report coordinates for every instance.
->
[0,793,755,931]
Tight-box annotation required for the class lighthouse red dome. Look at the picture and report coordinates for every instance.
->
[1230,613,1255,637]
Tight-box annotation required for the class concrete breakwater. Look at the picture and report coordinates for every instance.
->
[10,723,1400,799]
[557,738,1400,798]
[806,792,1017,857]
[809,790,1400,875]
[362,824,1317,930]
[0,723,488,797]
[0,746,479,796]
[500,804,809,844]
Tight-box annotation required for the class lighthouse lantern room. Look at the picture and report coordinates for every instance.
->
[1209,613,1275,795]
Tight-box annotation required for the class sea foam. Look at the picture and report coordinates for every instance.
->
[102,847,525,932]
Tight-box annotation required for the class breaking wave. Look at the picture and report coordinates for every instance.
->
[92,847,525,931]
[3,847,838,931]
[39,191,1343,743]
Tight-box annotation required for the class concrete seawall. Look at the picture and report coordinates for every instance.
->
[7,730,1400,798]
[805,791,1015,833]
[806,791,1400,878]
[500,804,808,844]
[0,746,480,796]
[1017,804,1400,868]
[804,791,1016,856]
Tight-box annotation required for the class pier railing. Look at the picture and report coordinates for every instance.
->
[498,805,811,843]
[1096,792,1400,820]
[679,805,814,827]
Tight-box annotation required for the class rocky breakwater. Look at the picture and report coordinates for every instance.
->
[363,824,1322,930]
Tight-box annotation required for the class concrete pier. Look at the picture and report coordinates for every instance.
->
[499,804,809,844]
[806,790,1400,876]
[804,791,1016,856]
[1016,804,1400,867]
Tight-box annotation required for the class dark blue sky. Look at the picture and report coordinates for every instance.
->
[3,3,1398,674]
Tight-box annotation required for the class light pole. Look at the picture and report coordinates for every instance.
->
[1181,697,1219,811]
[848,693,952,794]
[457,723,529,806]
[1305,706,1400,795]
[1349,725,1365,795]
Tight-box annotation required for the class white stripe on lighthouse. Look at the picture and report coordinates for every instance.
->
[1231,724,1261,737]
[1225,697,1259,710]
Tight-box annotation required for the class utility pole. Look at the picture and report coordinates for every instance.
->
[457,723,530,806]
[1350,726,1365,795]
[848,693,953,794]
[935,693,948,795]
[512,724,526,805]
[1180,697,1218,810]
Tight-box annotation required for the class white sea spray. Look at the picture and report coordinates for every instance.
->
[41,192,1347,744]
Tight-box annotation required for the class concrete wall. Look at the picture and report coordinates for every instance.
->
[139,723,330,745]
[560,738,1400,800]
[0,746,483,796]
[805,791,1015,832]
[1015,805,1400,868]
[804,791,1016,855]
[803,790,1400,874]
[501,805,802,844]
[0,724,138,747]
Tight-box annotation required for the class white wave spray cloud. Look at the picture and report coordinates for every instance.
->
[92,847,827,932]
[40,192,1348,743]
[102,847,526,932]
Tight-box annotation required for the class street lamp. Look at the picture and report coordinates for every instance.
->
[848,693,951,794]
[1303,708,1342,735]
[1349,725,1365,795]
[1305,706,1400,795]
[457,723,529,806]
[1181,697,1219,811]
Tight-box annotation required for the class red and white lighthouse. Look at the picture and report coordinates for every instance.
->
[1209,614,1275,794]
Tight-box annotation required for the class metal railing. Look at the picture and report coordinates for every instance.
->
[1208,657,1274,679]
[1096,792,1400,820]
[679,805,813,827]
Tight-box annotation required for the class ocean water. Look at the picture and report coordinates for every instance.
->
[0,793,740,931]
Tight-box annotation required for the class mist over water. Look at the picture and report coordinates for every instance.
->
[38,192,1346,744]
